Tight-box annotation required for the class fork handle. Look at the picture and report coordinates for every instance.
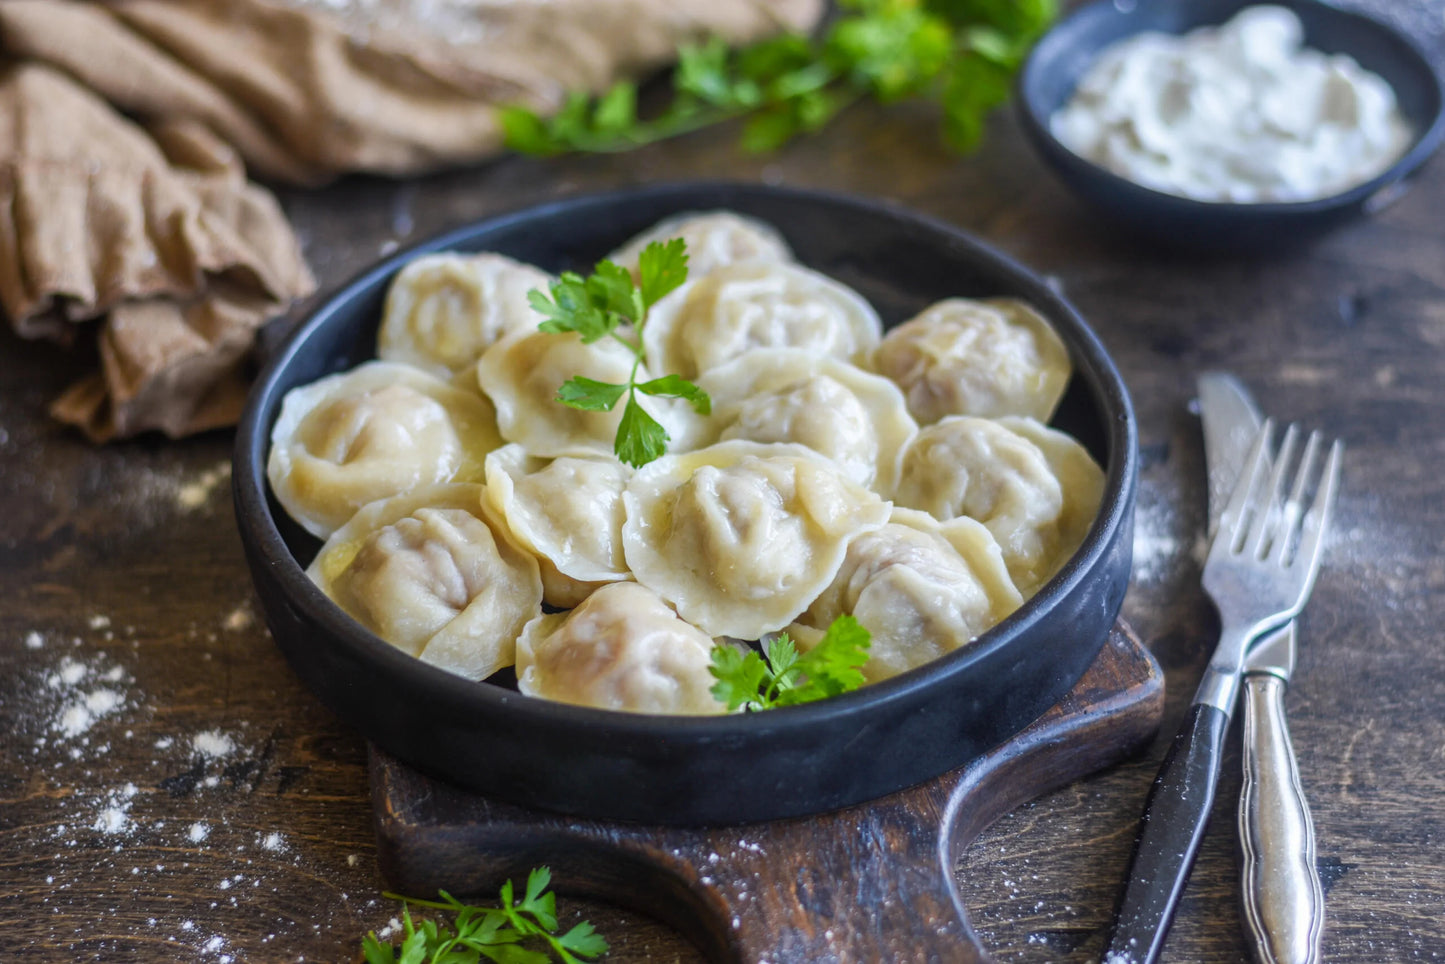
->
[1240,673,1324,964]
[1103,702,1231,964]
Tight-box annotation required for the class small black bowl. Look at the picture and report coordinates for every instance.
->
[1018,0,1445,248]
[233,183,1137,825]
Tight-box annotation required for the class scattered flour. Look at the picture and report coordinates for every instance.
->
[261,832,286,852]
[189,823,212,843]
[45,656,129,739]
[192,730,237,759]
[222,605,254,632]
[176,462,232,512]
[1131,487,1184,585]
[25,631,44,649]
[88,614,112,630]
[92,784,139,835]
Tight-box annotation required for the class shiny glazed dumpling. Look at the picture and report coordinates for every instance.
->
[476,327,683,458]
[608,211,793,279]
[307,484,542,681]
[483,444,632,608]
[622,440,890,639]
[644,261,883,381]
[516,582,727,715]
[377,252,552,378]
[692,349,918,495]
[792,508,1023,682]
[872,298,1071,424]
[268,361,501,538]
[893,415,1104,596]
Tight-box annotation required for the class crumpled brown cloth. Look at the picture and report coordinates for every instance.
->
[0,0,823,186]
[0,0,822,440]
[0,63,315,440]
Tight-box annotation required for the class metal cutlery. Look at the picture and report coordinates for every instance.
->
[1200,372,1325,964]
[1103,418,1342,964]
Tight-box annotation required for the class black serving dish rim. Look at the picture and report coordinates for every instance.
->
[233,182,1138,823]
[1017,0,1445,217]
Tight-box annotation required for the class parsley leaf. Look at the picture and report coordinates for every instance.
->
[709,615,872,711]
[365,869,607,963]
[614,395,670,469]
[529,241,707,468]
[636,239,689,307]
[500,0,1053,157]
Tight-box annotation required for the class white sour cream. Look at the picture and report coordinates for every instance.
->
[1049,6,1413,203]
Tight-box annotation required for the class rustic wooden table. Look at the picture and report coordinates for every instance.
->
[4,11,1444,959]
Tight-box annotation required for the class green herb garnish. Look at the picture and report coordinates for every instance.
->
[528,238,709,468]
[709,615,872,711]
[362,867,608,964]
[500,0,1055,157]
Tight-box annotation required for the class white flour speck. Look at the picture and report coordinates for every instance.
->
[25,631,44,649]
[92,784,139,835]
[188,823,211,843]
[88,615,111,630]
[261,832,286,852]
[191,730,236,759]
[155,737,174,750]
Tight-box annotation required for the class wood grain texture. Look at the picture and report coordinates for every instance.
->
[372,623,1162,964]
[1,2,1443,958]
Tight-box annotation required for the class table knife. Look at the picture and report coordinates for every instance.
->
[1101,373,1297,964]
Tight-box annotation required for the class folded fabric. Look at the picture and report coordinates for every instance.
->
[0,0,823,185]
[0,64,315,439]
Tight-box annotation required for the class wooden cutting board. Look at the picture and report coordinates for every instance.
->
[370,620,1161,963]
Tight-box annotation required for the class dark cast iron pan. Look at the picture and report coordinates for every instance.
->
[232,183,1138,826]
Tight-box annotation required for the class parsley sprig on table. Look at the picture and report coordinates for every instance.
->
[527,238,709,468]
[501,0,1055,157]
[362,867,608,964]
[710,615,872,711]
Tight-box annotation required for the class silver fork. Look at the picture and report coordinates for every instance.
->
[1103,419,1343,964]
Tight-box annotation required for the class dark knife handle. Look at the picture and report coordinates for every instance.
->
[1103,702,1232,964]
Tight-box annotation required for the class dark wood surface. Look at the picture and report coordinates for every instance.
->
[4,4,1445,956]
[371,622,1162,964]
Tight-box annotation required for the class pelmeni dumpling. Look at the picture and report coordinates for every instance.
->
[791,507,1023,682]
[483,444,632,608]
[307,484,542,681]
[893,415,1104,596]
[516,582,726,715]
[644,262,883,381]
[622,440,891,639]
[268,361,502,538]
[377,252,552,378]
[608,211,793,279]
[871,298,1071,424]
[476,328,685,459]
[692,349,917,495]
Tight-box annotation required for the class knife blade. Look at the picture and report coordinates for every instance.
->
[1201,373,1324,964]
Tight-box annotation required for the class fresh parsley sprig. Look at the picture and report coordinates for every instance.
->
[710,615,872,712]
[527,238,709,468]
[362,867,608,964]
[500,0,1056,157]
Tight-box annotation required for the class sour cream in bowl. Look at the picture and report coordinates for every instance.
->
[1017,0,1445,248]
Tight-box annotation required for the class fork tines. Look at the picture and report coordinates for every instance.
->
[1213,419,1343,577]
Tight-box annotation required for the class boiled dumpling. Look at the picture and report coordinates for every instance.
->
[483,443,632,608]
[608,211,793,279]
[516,582,727,715]
[893,415,1104,596]
[644,261,883,381]
[307,483,542,681]
[693,349,917,495]
[268,361,501,538]
[476,327,686,459]
[622,440,890,639]
[871,298,1071,424]
[377,252,552,378]
[791,507,1023,682]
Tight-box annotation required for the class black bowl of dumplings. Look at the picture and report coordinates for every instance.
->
[233,183,1137,825]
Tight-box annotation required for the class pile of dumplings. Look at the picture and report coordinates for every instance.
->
[267,212,1105,716]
